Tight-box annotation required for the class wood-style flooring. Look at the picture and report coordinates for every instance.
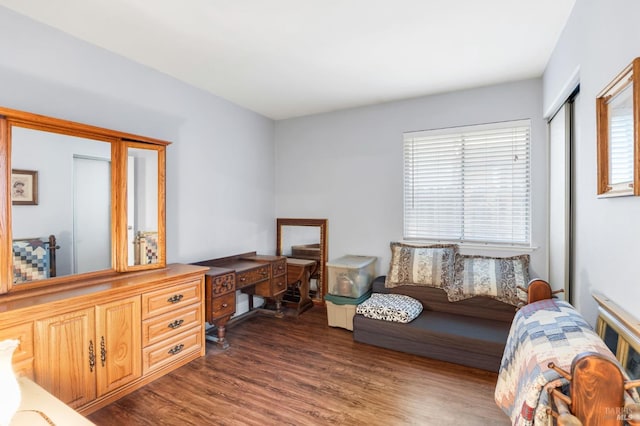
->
[88,306,510,426]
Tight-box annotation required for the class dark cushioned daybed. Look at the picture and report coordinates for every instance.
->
[352,242,529,372]
[353,276,517,372]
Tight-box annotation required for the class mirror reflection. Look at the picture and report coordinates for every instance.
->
[276,218,327,303]
[11,126,112,283]
[127,146,159,266]
[607,83,634,186]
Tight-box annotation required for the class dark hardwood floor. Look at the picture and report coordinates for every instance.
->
[88,306,510,426]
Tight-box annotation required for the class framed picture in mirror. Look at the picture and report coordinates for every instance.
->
[11,169,38,205]
[596,57,640,197]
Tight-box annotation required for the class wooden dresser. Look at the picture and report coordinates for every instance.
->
[195,252,287,348]
[0,263,208,415]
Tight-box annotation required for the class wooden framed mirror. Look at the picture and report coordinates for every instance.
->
[0,106,168,295]
[276,218,328,304]
[597,57,640,197]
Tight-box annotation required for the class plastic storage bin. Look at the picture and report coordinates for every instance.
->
[326,255,377,298]
[324,292,371,331]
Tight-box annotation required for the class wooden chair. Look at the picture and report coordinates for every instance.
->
[547,352,640,426]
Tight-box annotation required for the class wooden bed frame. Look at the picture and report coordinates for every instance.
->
[523,279,640,426]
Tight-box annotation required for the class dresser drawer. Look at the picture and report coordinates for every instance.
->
[141,279,202,319]
[142,303,201,347]
[142,326,202,374]
[272,259,287,277]
[209,272,235,296]
[236,265,270,287]
[210,293,236,320]
[0,322,33,363]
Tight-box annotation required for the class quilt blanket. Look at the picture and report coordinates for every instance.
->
[494,299,616,425]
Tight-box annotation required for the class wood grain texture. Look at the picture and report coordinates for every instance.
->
[89,307,509,425]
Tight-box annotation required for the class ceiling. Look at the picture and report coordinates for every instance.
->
[0,0,575,120]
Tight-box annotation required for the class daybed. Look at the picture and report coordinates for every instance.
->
[353,275,516,372]
[352,242,530,372]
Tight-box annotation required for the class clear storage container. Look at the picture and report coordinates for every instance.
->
[326,255,377,298]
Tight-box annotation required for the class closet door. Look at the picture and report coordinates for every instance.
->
[549,100,574,301]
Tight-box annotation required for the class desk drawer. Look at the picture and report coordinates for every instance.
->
[142,303,201,347]
[236,265,270,287]
[272,259,286,277]
[211,293,236,320]
[209,272,235,295]
[142,279,202,319]
[256,276,287,298]
[142,326,202,374]
[272,276,287,296]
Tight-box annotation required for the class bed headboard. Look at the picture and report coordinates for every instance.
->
[12,235,59,284]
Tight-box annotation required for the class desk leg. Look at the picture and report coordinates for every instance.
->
[206,317,231,349]
[296,275,314,315]
[273,293,285,318]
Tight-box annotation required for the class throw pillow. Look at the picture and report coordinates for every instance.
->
[356,293,423,323]
[446,254,529,306]
[385,242,457,289]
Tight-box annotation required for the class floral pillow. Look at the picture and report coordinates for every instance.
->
[385,242,457,289]
[446,254,529,306]
[356,293,423,323]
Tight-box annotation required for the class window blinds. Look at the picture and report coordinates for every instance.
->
[608,109,634,186]
[403,120,531,246]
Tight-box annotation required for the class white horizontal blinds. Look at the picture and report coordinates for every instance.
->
[403,120,531,245]
[404,133,463,240]
[608,93,634,186]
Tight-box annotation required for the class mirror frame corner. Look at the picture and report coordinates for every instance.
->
[596,57,640,197]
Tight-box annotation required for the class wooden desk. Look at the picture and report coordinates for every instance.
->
[285,258,316,315]
[11,377,94,425]
[194,252,287,349]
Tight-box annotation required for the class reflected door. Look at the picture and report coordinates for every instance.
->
[73,156,111,273]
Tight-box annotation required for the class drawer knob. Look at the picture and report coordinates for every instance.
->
[168,319,184,329]
[222,303,228,308]
[239,277,246,282]
[168,344,184,355]
[278,282,284,287]
[167,294,184,304]
[261,271,268,277]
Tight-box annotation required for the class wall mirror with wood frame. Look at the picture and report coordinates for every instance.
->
[0,106,168,295]
[597,57,640,197]
[276,218,328,304]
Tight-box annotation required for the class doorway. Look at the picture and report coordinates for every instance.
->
[73,155,111,273]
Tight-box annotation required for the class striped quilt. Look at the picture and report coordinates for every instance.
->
[494,299,616,425]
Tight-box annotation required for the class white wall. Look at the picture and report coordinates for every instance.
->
[275,79,548,279]
[543,0,640,323]
[0,6,276,267]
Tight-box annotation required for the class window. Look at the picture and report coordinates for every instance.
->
[403,120,531,246]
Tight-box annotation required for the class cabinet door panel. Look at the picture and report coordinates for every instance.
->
[35,308,96,408]
[96,296,142,396]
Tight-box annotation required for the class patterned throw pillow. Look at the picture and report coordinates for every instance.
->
[446,254,529,306]
[356,293,423,323]
[385,242,457,289]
